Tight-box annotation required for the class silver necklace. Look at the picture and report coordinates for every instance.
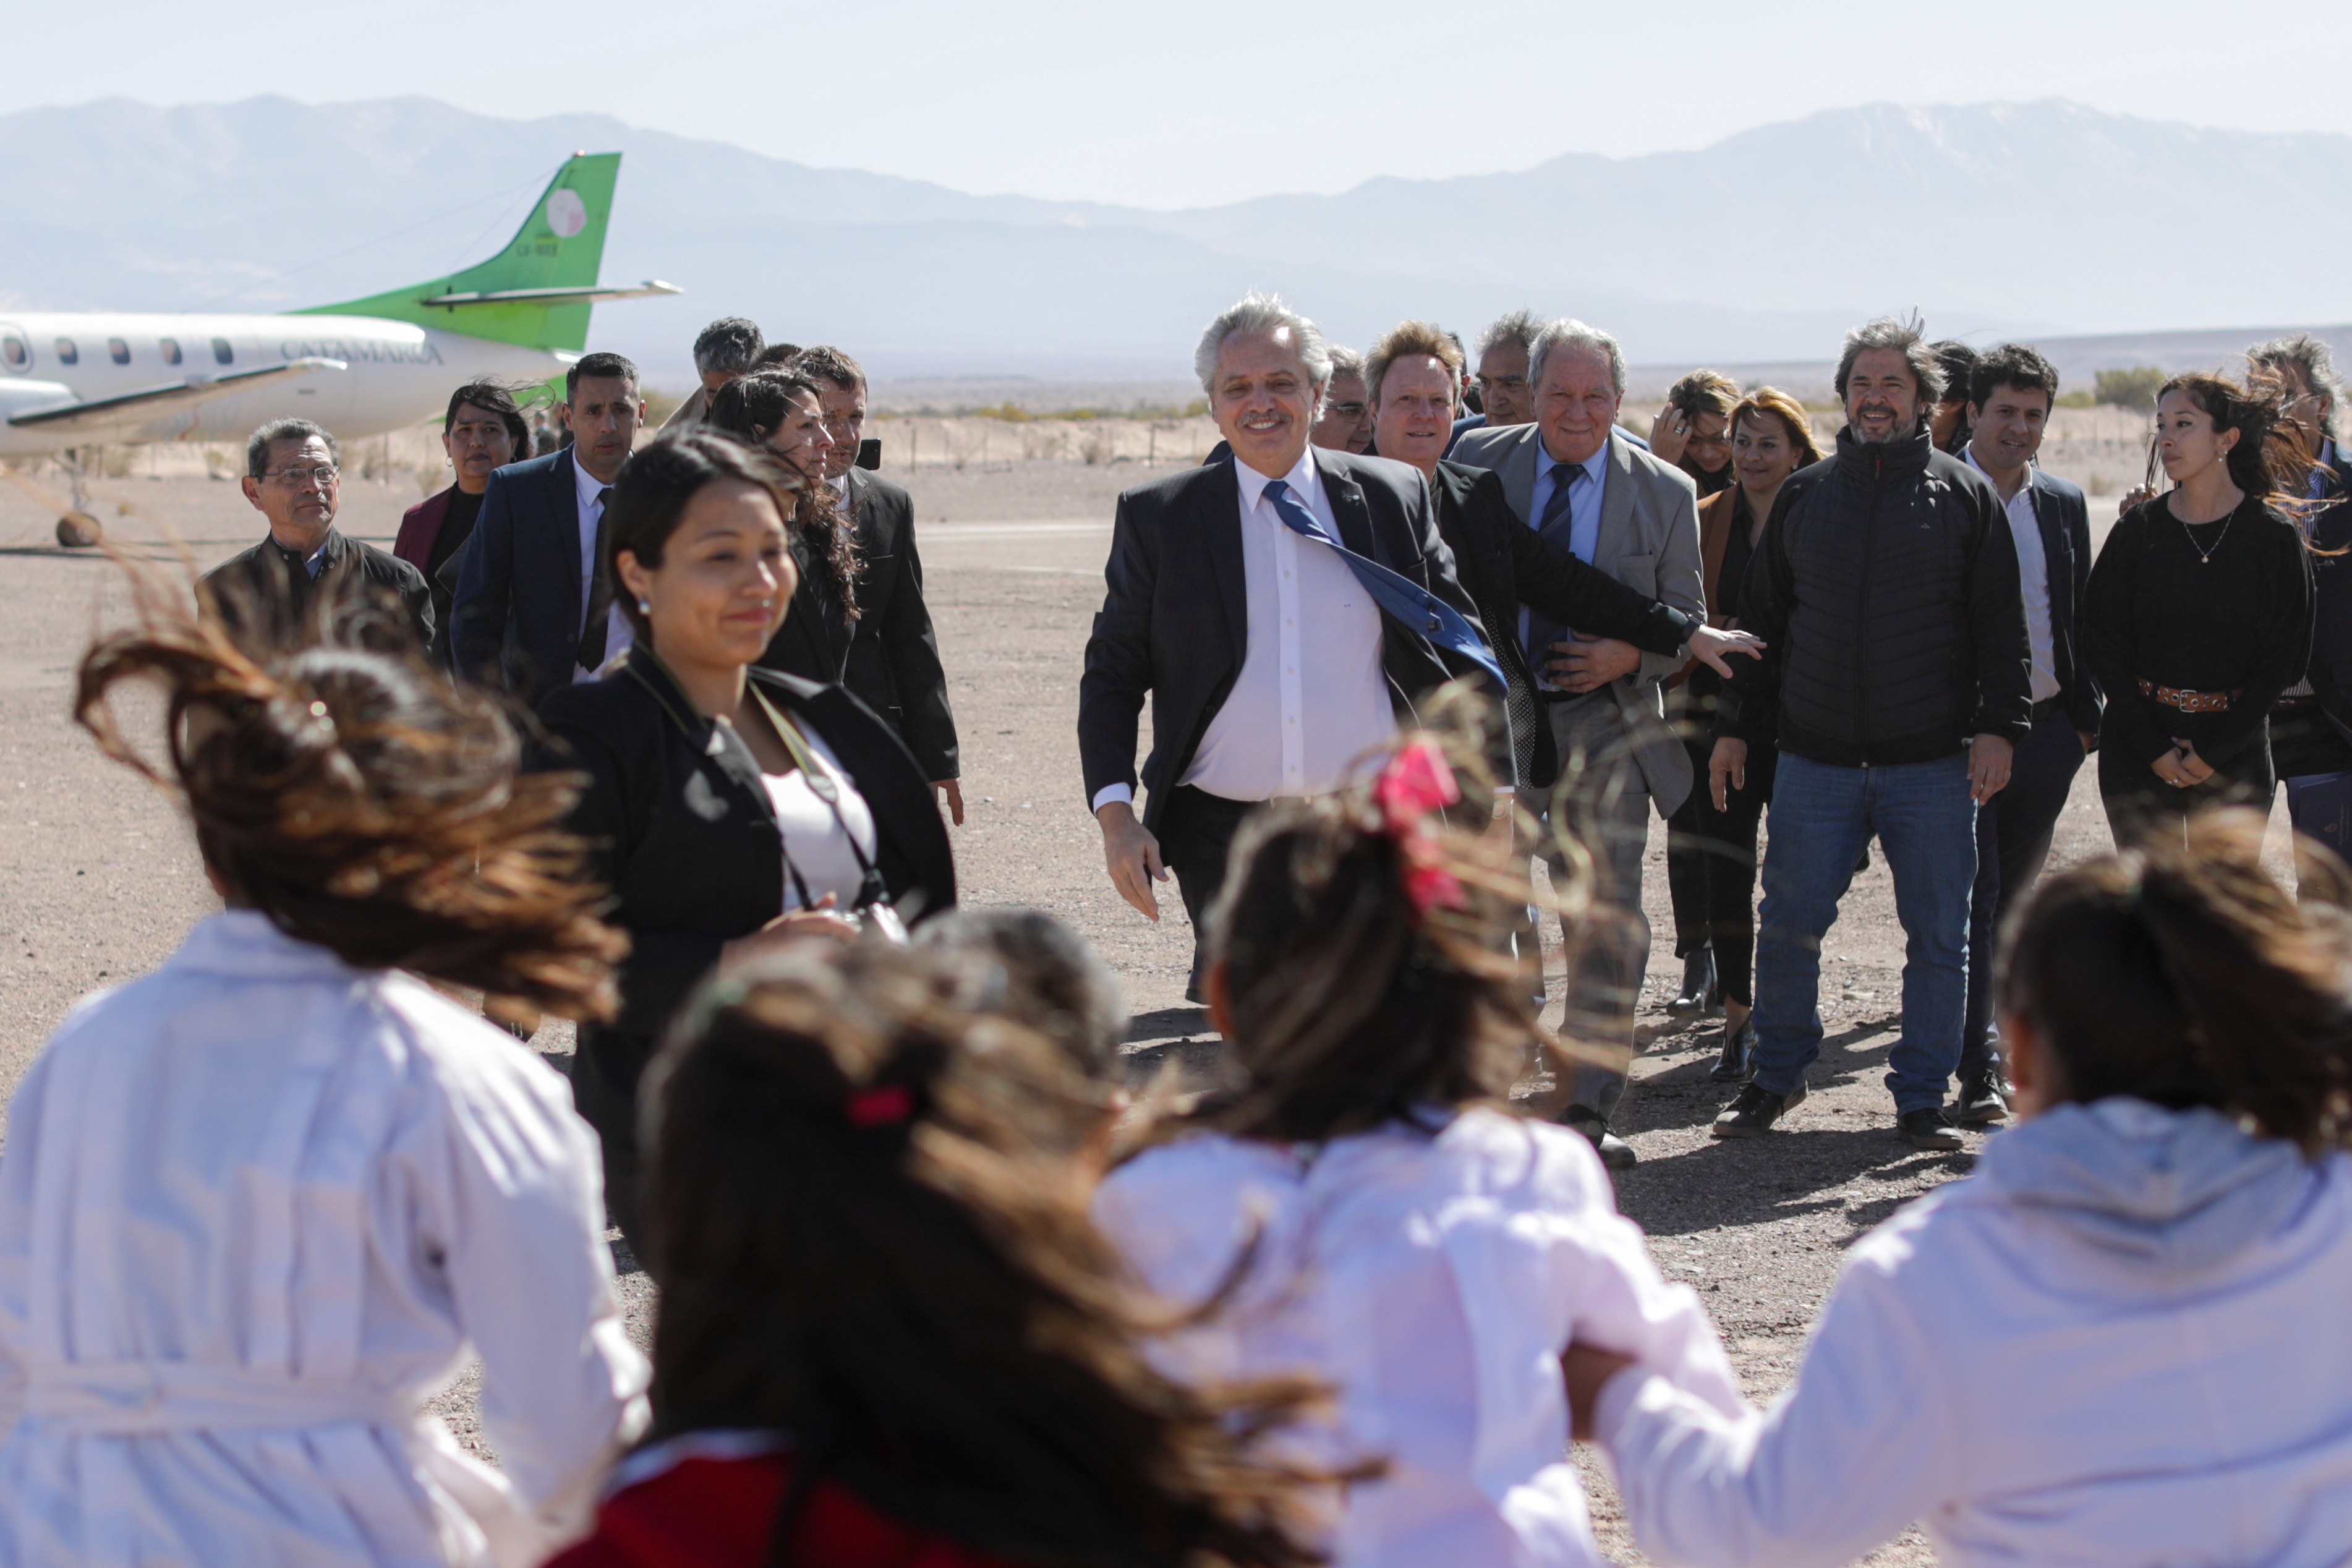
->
[2181,509,2233,565]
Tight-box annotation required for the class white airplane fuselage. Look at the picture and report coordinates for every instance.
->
[0,312,568,458]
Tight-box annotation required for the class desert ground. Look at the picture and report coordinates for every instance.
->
[0,431,2288,1567]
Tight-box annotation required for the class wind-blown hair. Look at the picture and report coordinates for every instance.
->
[1834,315,1944,423]
[1528,318,1626,395]
[1195,292,1335,397]
[1365,320,1464,407]
[691,317,765,377]
[1668,369,1741,421]
[80,554,621,1016]
[642,940,1325,1567]
[441,380,533,456]
[2153,366,2313,512]
[1998,811,2352,1155]
[1476,308,1544,359]
[2248,333,2342,441]
[701,375,863,621]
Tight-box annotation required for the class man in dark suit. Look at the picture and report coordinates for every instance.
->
[448,352,645,709]
[205,418,432,650]
[796,345,965,824]
[1953,344,2100,1128]
[1078,292,1500,998]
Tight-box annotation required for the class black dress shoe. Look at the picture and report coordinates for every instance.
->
[1898,1108,1965,1151]
[1709,1018,1757,1083]
[1953,1072,2011,1127]
[1560,1106,1637,1169]
[1711,1080,1804,1138]
[1669,947,1721,1015]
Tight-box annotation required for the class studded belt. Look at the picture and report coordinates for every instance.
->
[2137,679,2241,714]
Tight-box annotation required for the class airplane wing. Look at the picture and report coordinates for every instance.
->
[5,358,349,433]
[417,281,682,309]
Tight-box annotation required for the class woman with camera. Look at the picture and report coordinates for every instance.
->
[534,430,955,1256]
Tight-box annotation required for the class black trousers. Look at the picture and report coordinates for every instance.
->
[1159,785,1259,999]
[1960,703,2087,1078]
[571,1025,657,1260]
[2099,725,2275,845]
[1663,734,1716,960]
[1670,737,1776,1008]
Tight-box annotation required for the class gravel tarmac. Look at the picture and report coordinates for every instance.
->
[0,458,2285,1566]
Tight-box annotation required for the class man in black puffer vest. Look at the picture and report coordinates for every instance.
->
[1708,317,2032,1151]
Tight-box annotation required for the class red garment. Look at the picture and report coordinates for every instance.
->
[393,486,454,573]
[550,1439,1020,1568]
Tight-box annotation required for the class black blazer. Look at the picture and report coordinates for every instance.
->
[2023,465,2103,740]
[842,469,960,782]
[450,448,596,709]
[534,646,956,1045]
[2301,445,2352,743]
[1430,458,1699,791]
[203,527,433,650]
[1077,448,1499,834]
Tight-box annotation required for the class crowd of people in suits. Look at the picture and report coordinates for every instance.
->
[6,291,2349,1568]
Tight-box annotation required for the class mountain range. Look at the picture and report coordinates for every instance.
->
[2,96,2348,384]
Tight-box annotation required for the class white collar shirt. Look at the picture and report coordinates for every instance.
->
[1966,448,2060,703]
[1176,448,1392,803]
[572,455,633,681]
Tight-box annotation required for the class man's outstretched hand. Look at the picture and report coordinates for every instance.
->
[1097,799,1169,919]
[1687,625,1765,678]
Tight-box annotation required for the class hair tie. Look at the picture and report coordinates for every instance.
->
[1370,738,1466,918]
[845,1083,915,1128]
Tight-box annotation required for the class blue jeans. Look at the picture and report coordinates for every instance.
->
[1751,751,1979,1115]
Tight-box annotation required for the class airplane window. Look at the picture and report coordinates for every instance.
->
[108,338,130,365]
[160,338,182,366]
[211,338,234,366]
[1,336,25,370]
[55,338,79,365]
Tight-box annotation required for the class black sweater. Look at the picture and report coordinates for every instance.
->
[2081,493,2313,769]
[1721,428,2032,767]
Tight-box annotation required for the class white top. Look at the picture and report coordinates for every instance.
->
[571,458,633,683]
[1595,1099,2352,1568]
[1093,448,1392,814]
[759,724,879,913]
[1966,449,2060,702]
[1097,1107,1744,1568]
[0,911,651,1568]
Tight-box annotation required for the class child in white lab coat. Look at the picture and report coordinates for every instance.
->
[0,570,648,1568]
[1571,808,2352,1567]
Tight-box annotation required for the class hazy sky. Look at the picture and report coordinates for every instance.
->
[12,0,2351,207]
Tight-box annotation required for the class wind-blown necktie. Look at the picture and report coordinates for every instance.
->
[577,485,616,669]
[1261,478,1501,684]
[1523,461,1588,685]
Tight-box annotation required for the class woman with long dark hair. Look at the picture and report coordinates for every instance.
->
[0,566,646,1567]
[2082,370,2316,840]
[1569,811,2352,1566]
[1097,715,1745,1568]
[532,430,953,1255]
[550,940,1323,1568]
[705,369,866,684]
[1675,388,1823,1079]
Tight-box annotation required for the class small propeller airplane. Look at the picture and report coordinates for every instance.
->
[0,152,676,541]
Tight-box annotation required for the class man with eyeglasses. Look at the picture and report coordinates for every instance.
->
[1308,346,1374,454]
[204,418,432,650]
[1446,309,1541,456]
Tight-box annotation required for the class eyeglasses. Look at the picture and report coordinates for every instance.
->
[1325,401,1368,420]
[1476,375,1529,393]
[264,465,340,490]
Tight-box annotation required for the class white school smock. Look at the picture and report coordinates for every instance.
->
[0,911,651,1568]
[1595,1098,2352,1567]
[1096,1106,1745,1568]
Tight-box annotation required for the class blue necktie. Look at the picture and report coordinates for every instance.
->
[1261,478,1502,684]
[1524,461,1588,679]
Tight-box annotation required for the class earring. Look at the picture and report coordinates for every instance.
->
[637,599,651,615]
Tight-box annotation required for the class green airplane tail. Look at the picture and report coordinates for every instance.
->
[296,153,624,352]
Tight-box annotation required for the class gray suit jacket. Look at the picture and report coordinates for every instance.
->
[1447,422,1706,812]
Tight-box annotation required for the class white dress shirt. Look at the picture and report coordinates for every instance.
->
[573,457,634,682]
[0,911,650,1568]
[1097,1108,1746,1568]
[1091,448,1391,811]
[1966,450,2060,703]
[1523,437,1610,684]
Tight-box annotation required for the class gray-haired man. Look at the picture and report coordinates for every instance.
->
[1711,317,2030,1151]
[1451,319,1708,1167]
[660,316,765,430]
